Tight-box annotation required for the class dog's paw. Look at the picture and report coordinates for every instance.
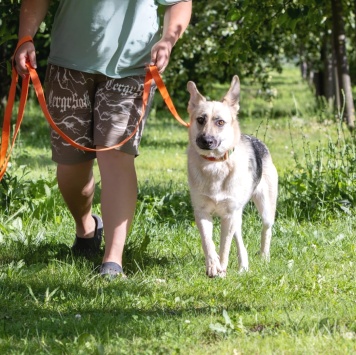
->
[217,269,227,278]
[260,252,270,262]
[206,269,227,278]
[238,265,249,273]
[206,267,226,278]
[206,262,224,278]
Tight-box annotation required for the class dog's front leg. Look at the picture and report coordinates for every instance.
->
[233,210,249,272]
[219,215,237,277]
[195,213,222,277]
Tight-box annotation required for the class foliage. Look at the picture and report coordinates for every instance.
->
[166,0,325,105]
[136,186,192,226]
[1,0,356,121]
[280,124,356,221]
[0,168,58,220]
[0,0,57,117]
[165,0,356,121]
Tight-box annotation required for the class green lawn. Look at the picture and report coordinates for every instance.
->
[1,66,355,354]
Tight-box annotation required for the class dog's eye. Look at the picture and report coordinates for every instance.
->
[216,119,225,127]
[196,116,206,125]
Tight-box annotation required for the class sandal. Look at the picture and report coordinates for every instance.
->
[100,262,126,279]
[71,214,103,257]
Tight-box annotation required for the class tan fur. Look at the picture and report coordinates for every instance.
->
[187,76,278,277]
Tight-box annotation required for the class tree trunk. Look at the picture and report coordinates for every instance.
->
[331,0,355,130]
[322,36,335,110]
[332,43,341,113]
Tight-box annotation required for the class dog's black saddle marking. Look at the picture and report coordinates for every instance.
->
[242,134,268,187]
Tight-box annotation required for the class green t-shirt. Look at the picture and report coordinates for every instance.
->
[48,0,189,78]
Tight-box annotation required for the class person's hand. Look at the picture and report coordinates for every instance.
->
[150,39,173,74]
[14,41,37,78]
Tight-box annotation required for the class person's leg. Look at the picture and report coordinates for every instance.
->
[56,160,96,238]
[96,149,137,267]
[45,65,101,251]
[93,75,155,275]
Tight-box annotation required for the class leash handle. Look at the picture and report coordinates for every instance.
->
[12,35,34,67]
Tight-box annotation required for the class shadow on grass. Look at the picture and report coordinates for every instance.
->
[1,276,259,345]
[0,303,259,349]
[0,231,173,274]
[123,247,171,274]
[0,242,99,267]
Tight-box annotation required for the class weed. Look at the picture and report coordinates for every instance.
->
[0,168,59,220]
[280,123,356,221]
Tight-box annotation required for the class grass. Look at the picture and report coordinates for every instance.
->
[1,66,356,354]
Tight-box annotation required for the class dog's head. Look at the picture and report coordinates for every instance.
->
[187,76,241,157]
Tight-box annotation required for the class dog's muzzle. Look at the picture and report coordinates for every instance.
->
[196,134,221,150]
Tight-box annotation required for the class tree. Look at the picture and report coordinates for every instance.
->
[166,0,356,130]
[1,0,356,130]
[0,0,55,120]
[331,0,355,129]
[0,0,20,120]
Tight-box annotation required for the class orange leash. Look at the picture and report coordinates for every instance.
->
[0,36,189,181]
[150,66,190,128]
[0,36,32,181]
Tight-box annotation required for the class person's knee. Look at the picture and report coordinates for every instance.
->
[57,161,95,192]
[97,148,135,167]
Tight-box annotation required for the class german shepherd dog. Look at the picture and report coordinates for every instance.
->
[187,76,278,277]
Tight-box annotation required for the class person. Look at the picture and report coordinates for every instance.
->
[15,0,192,278]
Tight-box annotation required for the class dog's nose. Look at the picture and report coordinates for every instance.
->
[196,134,219,150]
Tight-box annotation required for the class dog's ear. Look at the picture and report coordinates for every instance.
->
[187,81,206,112]
[222,75,240,115]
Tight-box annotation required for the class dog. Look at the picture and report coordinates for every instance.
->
[187,75,278,277]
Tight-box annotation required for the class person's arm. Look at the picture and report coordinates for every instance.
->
[15,0,50,77]
[150,1,192,73]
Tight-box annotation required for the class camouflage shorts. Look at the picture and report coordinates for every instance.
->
[44,64,156,164]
